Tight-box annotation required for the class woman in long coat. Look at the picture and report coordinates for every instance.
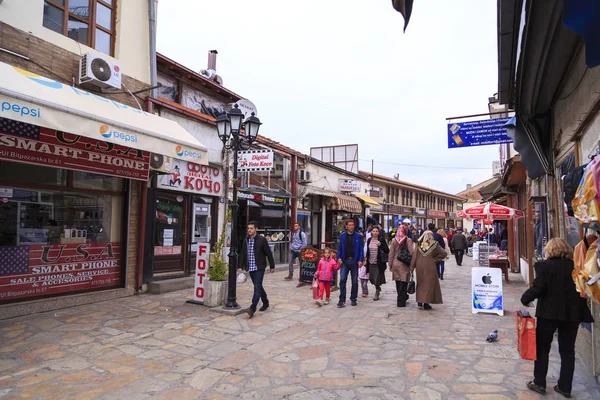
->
[410,230,447,310]
[388,225,414,307]
[365,227,389,301]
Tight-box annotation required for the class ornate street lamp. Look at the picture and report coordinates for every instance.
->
[218,104,262,309]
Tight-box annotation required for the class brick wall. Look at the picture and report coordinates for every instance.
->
[0,22,149,109]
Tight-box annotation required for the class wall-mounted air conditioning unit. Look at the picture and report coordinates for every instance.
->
[79,53,122,90]
[298,169,311,183]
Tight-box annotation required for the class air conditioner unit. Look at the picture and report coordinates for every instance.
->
[79,53,122,89]
[149,153,174,173]
[298,169,311,182]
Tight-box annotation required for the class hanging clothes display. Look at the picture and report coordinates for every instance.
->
[573,233,600,303]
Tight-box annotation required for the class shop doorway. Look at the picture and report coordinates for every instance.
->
[153,192,188,276]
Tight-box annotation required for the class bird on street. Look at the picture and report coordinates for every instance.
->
[486,330,499,342]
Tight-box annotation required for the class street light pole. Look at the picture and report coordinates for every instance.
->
[216,105,262,310]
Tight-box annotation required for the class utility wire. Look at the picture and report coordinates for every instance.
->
[359,159,490,170]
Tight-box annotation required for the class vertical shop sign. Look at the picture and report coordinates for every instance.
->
[189,243,209,304]
[0,242,121,302]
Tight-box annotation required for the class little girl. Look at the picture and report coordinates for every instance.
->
[359,264,369,297]
[314,248,337,306]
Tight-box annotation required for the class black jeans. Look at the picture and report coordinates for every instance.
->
[454,249,464,265]
[395,280,408,306]
[249,270,268,311]
[534,318,579,393]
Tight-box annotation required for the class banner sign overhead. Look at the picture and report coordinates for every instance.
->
[448,117,512,149]
[237,150,274,172]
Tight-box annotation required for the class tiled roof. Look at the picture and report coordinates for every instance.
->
[359,170,465,201]
[455,177,498,201]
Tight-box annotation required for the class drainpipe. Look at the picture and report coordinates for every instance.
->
[148,0,157,98]
[136,99,151,293]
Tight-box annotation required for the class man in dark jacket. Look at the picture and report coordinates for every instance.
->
[239,221,275,318]
[451,229,468,266]
[521,238,593,397]
[336,220,365,308]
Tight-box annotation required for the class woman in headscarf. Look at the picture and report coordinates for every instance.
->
[410,230,447,310]
[388,225,415,307]
[365,226,389,301]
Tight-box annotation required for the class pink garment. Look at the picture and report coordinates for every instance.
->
[358,265,369,279]
[315,257,336,282]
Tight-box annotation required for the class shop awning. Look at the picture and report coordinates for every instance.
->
[328,193,363,214]
[300,185,336,198]
[353,194,380,207]
[0,61,208,164]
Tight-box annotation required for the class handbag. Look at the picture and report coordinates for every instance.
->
[516,310,537,360]
[379,246,389,264]
[312,279,320,300]
[396,244,412,265]
[407,272,416,294]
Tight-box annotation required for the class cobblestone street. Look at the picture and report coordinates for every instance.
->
[1,255,599,400]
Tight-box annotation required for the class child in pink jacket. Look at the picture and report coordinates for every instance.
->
[313,248,337,306]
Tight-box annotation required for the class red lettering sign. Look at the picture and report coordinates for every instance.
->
[0,242,122,303]
[0,123,150,180]
[193,243,209,302]
[158,160,223,196]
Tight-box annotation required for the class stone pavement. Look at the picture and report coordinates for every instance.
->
[1,254,600,400]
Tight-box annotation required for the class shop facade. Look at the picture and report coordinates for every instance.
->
[0,61,207,318]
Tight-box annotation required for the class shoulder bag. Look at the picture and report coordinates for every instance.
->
[396,241,412,265]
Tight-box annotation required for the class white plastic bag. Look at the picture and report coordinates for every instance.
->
[236,272,247,284]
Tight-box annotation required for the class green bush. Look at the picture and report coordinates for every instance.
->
[207,210,231,281]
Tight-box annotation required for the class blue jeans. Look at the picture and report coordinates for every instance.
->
[249,270,268,311]
[339,259,359,303]
[437,260,445,277]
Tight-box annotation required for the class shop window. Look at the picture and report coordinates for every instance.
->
[153,196,184,252]
[0,161,66,186]
[43,0,117,56]
[73,171,124,192]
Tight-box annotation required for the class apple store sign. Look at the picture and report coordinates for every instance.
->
[471,267,504,316]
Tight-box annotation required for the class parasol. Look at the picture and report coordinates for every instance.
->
[402,218,412,224]
[457,203,524,221]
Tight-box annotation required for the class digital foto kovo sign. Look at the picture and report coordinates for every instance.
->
[447,117,512,149]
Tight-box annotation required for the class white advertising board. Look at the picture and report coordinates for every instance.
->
[472,267,503,316]
[238,150,274,172]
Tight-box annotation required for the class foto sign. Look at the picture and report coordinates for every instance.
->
[238,150,274,172]
[193,243,209,303]
[339,180,361,192]
[472,267,503,316]
[448,117,512,149]
[156,159,223,196]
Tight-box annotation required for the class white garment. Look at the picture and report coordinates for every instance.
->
[443,238,450,259]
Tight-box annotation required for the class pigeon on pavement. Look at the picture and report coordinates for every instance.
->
[486,330,498,342]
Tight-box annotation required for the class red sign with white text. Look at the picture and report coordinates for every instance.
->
[156,159,222,196]
[193,243,209,303]
[0,118,150,180]
[0,242,121,303]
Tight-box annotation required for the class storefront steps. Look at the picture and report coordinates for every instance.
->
[0,288,135,320]
[147,277,195,295]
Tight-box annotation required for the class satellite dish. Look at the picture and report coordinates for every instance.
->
[234,99,258,121]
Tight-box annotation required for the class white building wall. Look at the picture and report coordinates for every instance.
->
[0,0,153,84]
[304,162,369,195]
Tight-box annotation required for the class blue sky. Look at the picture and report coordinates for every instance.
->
[157,0,499,194]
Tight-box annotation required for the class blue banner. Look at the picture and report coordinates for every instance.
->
[447,117,512,149]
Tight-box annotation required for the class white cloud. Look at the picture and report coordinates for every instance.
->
[157,0,499,194]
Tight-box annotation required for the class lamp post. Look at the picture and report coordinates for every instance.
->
[383,199,394,232]
[216,104,262,309]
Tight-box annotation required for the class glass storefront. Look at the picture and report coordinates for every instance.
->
[0,160,125,304]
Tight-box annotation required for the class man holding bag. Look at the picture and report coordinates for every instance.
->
[521,238,593,398]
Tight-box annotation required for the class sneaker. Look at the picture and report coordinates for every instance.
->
[440,276,444,280]
[361,293,368,297]
[324,298,330,305]
[315,300,322,307]
[351,300,357,306]
[247,309,255,318]
[284,276,293,281]
[259,304,269,312]
[337,301,345,308]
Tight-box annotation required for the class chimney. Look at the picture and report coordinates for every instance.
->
[207,50,218,71]
[466,184,472,190]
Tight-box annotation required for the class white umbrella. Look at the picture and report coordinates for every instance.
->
[402,218,412,224]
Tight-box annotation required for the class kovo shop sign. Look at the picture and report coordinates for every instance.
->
[4,67,205,163]
[156,159,223,196]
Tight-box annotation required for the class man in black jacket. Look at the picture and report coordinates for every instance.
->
[521,238,593,398]
[451,229,468,266]
[239,221,275,318]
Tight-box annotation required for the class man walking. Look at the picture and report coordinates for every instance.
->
[451,228,468,266]
[336,220,364,307]
[239,221,275,318]
[285,222,307,281]
[429,223,446,249]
